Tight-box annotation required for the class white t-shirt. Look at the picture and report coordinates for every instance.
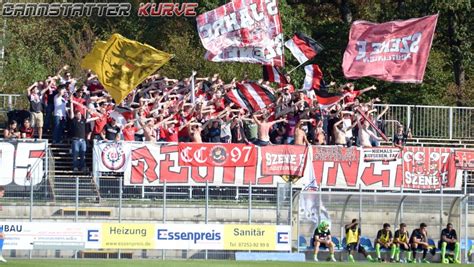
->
[343,118,353,138]
[220,121,232,138]
[54,95,67,117]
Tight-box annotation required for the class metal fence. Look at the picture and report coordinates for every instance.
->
[1,180,293,260]
[375,104,474,140]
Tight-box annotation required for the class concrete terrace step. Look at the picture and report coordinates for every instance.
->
[49,142,99,202]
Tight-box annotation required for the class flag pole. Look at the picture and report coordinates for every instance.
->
[191,70,196,104]
[287,61,307,74]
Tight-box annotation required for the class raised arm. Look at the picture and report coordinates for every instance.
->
[377,105,389,120]
[359,85,376,94]
[69,95,74,119]
[26,82,37,96]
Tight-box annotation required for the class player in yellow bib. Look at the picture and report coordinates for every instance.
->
[393,223,412,262]
[345,219,375,262]
[374,223,394,262]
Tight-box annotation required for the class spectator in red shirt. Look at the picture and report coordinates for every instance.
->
[342,83,376,105]
[163,123,179,142]
[122,120,138,141]
[20,119,34,139]
[72,88,87,116]
[91,105,109,140]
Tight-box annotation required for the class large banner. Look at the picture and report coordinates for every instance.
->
[342,15,438,83]
[196,0,284,66]
[0,141,47,186]
[178,143,257,167]
[2,222,291,251]
[94,143,463,190]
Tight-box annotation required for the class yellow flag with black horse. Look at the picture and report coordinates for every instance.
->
[81,33,173,104]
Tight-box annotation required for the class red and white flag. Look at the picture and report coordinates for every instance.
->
[226,89,253,111]
[342,14,438,83]
[285,32,324,64]
[315,91,344,109]
[303,64,323,90]
[262,65,288,84]
[227,82,275,112]
[197,0,284,66]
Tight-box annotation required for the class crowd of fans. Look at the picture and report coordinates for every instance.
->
[3,65,413,170]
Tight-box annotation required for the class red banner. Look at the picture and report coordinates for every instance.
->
[178,143,256,167]
[342,14,438,83]
[402,147,455,189]
[454,149,474,170]
[261,145,307,176]
[196,0,284,66]
[112,144,463,190]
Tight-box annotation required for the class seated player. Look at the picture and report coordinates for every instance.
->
[439,223,461,264]
[374,223,393,262]
[410,222,434,263]
[393,223,412,263]
[312,220,336,262]
[345,218,374,262]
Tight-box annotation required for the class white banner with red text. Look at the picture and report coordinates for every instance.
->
[2,222,291,251]
[94,142,464,190]
[196,0,284,66]
[0,140,47,186]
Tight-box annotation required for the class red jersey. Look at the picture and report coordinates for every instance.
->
[73,96,86,116]
[122,126,137,141]
[343,90,362,104]
[93,113,108,134]
[163,127,178,142]
[20,126,34,138]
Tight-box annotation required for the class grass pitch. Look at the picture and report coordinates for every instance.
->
[3,259,457,267]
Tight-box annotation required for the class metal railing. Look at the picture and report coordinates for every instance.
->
[0,94,23,112]
[375,104,474,140]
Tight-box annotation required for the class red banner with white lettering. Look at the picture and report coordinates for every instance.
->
[196,0,284,66]
[261,145,307,176]
[342,14,438,83]
[454,149,474,170]
[402,147,455,189]
[93,143,462,190]
[178,143,256,167]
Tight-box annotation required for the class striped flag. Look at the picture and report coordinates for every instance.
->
[262,65,289,84]
[226,89,253,112]
[226,83,276,112]
[315,90,344,109]
[303,64,323,91]
[285,32,324,64]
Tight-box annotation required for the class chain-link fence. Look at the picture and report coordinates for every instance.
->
[0,179,294,260]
